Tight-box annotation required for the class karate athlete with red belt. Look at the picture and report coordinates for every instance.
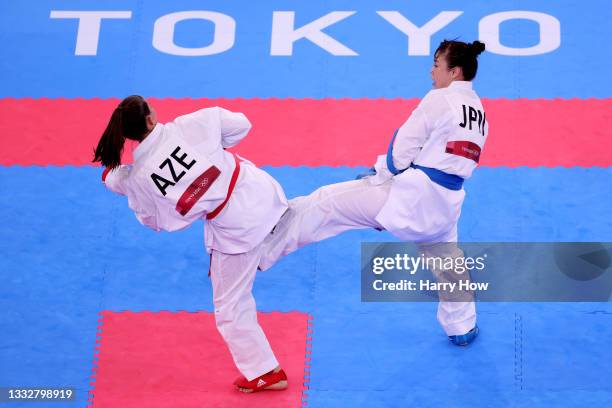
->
[93,96,289,392]
[259,40,488,346]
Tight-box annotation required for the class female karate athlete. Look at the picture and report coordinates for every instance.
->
[259,40,488,346]
[93,96,289,392]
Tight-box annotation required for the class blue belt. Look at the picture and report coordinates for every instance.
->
[410,164,464,191]
[386,129,464,191]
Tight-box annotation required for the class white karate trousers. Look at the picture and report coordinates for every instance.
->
[259,178,476,336]
[210,243,279,381]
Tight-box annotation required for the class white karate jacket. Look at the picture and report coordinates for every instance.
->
[373,81,489,241]
[104,107,288,254]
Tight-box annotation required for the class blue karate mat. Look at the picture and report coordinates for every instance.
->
[1,166,612,407]
[2,0,612,406]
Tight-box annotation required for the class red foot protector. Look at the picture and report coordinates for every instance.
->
[89,311,311,408]
[234,368,288,392]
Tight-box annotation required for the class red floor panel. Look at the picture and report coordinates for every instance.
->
[89,311,311,408]
[1,98,610,167]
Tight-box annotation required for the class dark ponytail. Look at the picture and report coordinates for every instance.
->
[93,95,151,169]
[435,40,486,81]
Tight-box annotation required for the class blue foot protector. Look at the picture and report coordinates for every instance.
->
[449,325,480,346]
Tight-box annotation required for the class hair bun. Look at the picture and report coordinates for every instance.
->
[470,41,485,56]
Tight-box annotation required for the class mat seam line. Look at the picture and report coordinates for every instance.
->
[514,312,524,391]
[87,181,118,407]
[301,238,319,405]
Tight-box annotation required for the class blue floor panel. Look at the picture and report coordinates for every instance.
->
[1,165,612,407]
[306,308,612,407]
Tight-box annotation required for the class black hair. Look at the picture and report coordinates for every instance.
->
[435,40,485,81]
[93,95,151,169]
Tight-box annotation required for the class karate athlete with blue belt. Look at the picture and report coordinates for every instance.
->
[259,40,488,346]
[94,96,290,392]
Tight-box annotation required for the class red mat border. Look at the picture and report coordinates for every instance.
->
[2,97,611,167]
[87,311,314,408]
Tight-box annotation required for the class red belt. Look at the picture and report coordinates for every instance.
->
[206,153,241,220]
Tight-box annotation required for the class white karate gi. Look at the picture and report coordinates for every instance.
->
[104,107,288,380]
[259,81,488,336]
